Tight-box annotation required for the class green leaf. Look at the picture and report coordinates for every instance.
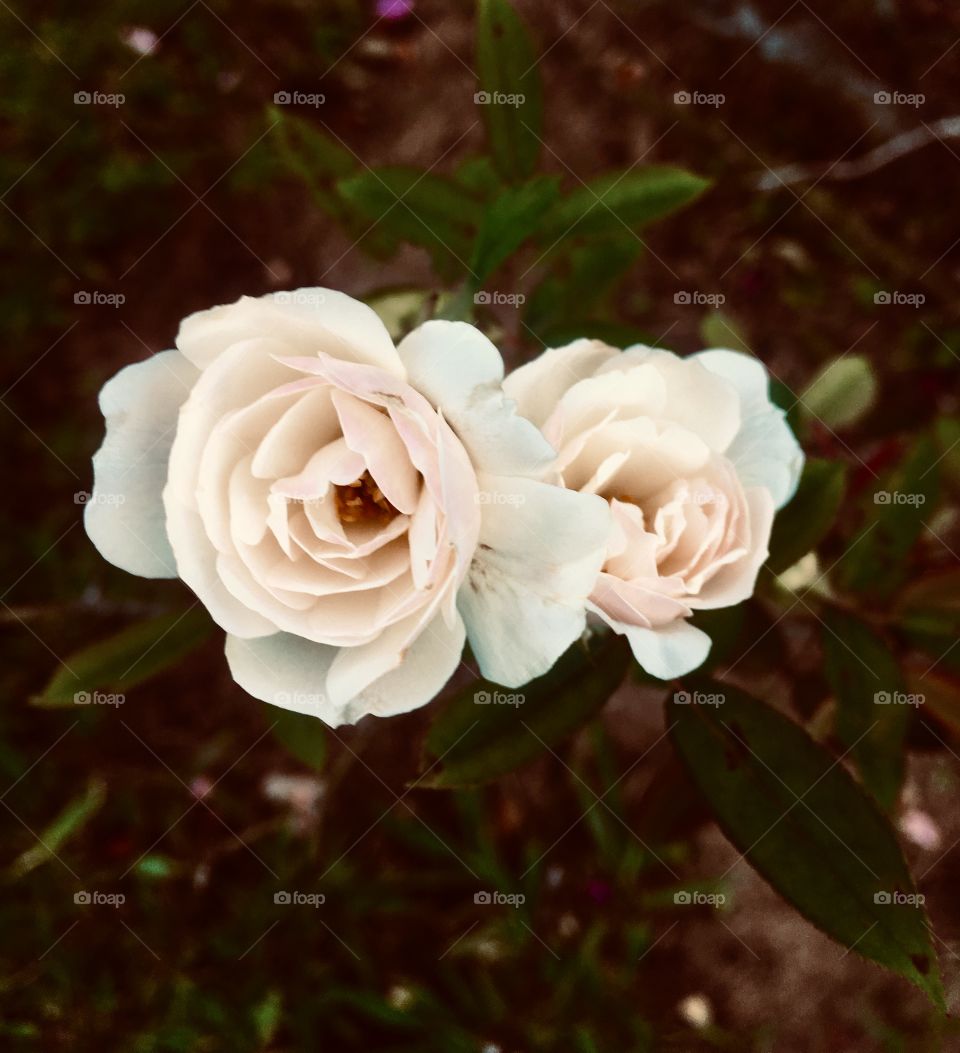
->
[538,167,710,242]
[271,107,355,216]
[767,459,847,574]
[896,569,960,636]
[470,175,560,283]
[476,0,544,182]
[699,311,750,355]
[33,609,213,706]
[336,167,478,277]
[524,234,641,335]
[421,632,631,788]
[822,610,907,811]
[9,779,106,878]
[669,682,943,1008]
[801,354,877,431]
[269,706,327,771]
[837,435,940,598]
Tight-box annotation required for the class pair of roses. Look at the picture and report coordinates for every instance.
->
[86,289,803,725]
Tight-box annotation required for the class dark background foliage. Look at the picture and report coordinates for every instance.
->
[2,1,960,1049]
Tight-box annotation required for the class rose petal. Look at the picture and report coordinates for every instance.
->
[86,350,199,578]
[397,320,556,477]
[458,475,610,687]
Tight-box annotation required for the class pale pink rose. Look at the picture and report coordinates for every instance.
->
[86,290,610,724]
[503,341,804,678]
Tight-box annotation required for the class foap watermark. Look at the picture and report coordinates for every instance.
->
[875,691,924,708]
[274,90,326,108]
[273,691,325,709]
[274,290,325,306]
[74,90,125,108]
[74,490,125,506]
[74,691,125,707]
[674,890,726,907]
[874,490,926,507]
[474,890,525,907]
[874,890,925,906]
[674,90,725,108]
[674,291,725,307]
[475,490,525,507]
[874,90,924,109]
[274,890,325,906]
[874,291,924,307]
[474,690,524,708]
[474,90,525,108]
[75,291,125,307]
[75,890,125,907]
[674,690,725,708]
[474,290,525,307]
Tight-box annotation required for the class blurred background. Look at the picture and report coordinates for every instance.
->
[3,1,960,1049]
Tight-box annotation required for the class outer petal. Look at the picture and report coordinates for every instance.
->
[589,607,712,680]
[225,631,338,720]
[501,339,620,428]
[177,289,404,376]
[458,475,611,688]
[397,320,556,477]
[695,349,804,509]
[225,610,465,726]
[85,350,199,578]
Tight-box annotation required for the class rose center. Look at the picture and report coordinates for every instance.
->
[334,470,397,525]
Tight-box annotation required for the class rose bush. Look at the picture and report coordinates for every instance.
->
[503,340,804,679]
[85,289,610,724]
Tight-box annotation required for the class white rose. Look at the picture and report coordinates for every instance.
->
[85,290,610,724]
[503,340,804,679]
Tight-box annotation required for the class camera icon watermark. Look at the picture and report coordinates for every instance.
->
[74,90,125,107]
[473,90,525,108]
[474,690,525,707]
[673,691,725,707]
[273,90,325,108]
[273,690,325,708]
[474,290,525,307]
[674,890,725,906]
[274,890,325,906]
[74,890,125,906]
[74,490,126,506]
[273,290,326,307]
[75,291,125,307]
[474,890,525,907]
[874,490,925,506]
[873,90,924,108]
[673,90,725,108]
[873,291,924,307]
[874,691,924,708]
[674,290,725,307]
[74,690,125,707]
[874,890,924,906]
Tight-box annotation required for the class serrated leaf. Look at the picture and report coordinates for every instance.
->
[421,632,630,788]
[336,167,478,278]
[822,610,907,810]
[470,175,560,283]
[801,354,877,430]
[476,0,544,182]
[268,705,327,771]
[538,167,709,242]
[33,609,213,706]
[669,682,943,1008]
[767,459,847,574]
[837,436,940,598]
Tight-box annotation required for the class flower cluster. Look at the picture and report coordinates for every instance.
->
[86,290,803,725]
